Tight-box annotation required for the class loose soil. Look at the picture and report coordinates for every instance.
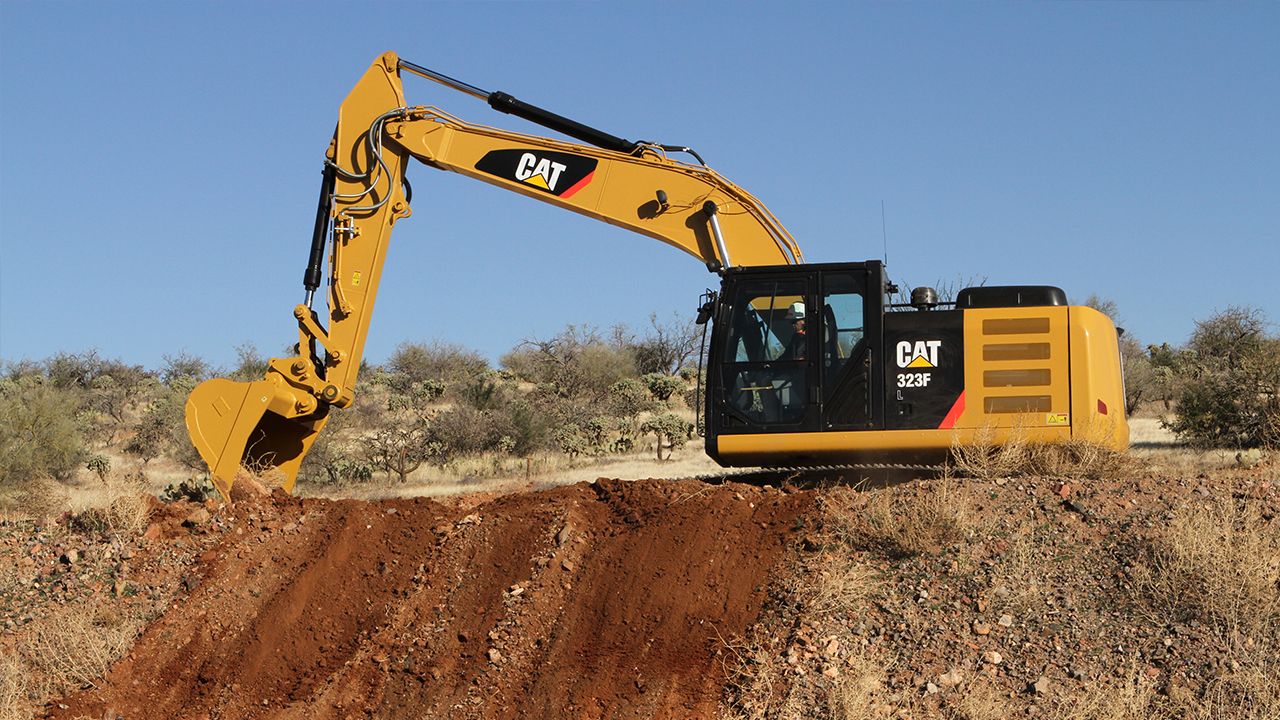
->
[6,450,1277,719]
[40,479,811,720]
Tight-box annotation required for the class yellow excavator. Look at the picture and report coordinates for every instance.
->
[186,52,1128,499]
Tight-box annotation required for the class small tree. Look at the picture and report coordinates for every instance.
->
[1164,307,1280,448]
[363,379,445,482]
[640,413,695,460]
[629,313,700,376]
[0,379,86,487]
[642,373,685,405]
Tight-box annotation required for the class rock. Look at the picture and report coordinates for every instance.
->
[822,666,840,679]
[142,524,162,541]
[183,508,211,527]
[983,651,1003,665]
[556,525,573,547]
[509,585,525,597]
[487,648,503,664]
[1030,675,1050,694]
[824,638,840,657]
[998,614,1014,628]
[59,549,78,565]
[925,681,939,694]
[1054,482,1072,498]
[939,669,964,687]
[1068,667,1085,680]
[560,559,575,572]
[973,621,991,636]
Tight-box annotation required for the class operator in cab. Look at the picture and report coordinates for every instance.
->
[782,302,806,360]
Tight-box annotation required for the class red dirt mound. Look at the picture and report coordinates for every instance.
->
[48,478,810,719]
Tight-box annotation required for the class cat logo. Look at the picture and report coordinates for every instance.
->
[896,340,942,369]
[514,153,567,191]
[474,149,598,199]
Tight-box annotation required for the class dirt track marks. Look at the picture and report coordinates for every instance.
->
[49,479,810,720]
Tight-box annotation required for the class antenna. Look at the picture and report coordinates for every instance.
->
[881,200,888,266]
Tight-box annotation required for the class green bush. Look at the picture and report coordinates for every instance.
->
[1164,307,1280,448]
[388,341,489,394]
[642,373,685,405]
[0,379,86,487]
[640,412,695,460]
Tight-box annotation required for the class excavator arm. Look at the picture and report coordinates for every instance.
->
[185,52,802,499]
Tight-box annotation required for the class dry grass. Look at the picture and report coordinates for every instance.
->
[950,420,1128,482]
[717,628,788,720]
[827,479,974,558]
[0,653,26,720]
[951,422,1030,480]
[64,475,152,540]
[3,603,143,718]
[1190,651,1280,720]
[826,653,890,720]
[0,477,69,520]
[1137,495,1280,640]
[949,679,1010,720]
[19,605,140,697]
[805,551,879,617]
[1044,660,1157,720]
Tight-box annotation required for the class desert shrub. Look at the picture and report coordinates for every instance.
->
[228,342,268,382]
[501,325,636,402]
[608,378,654,419]
[68,479,151,538]
[362,378,446,482]
[639,412,694,460]
[1164,307,1280,448]
[1119,335,1157,415]
[1147,342,1183,410]
[125,403,171,467]
[159,351,210,385]
[44,350,105,389]
[388,341,489,394]
[162,477,217,503]
[498,399,549,457]
[642,373,685,405]
[0,379,85,487]
[432,405,511,456]
[86,454,111,481]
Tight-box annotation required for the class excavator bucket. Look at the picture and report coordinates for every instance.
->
[185,377,329,500]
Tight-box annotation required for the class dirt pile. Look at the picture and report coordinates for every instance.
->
[46,479,811,720]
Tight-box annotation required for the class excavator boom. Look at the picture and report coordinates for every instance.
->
[186,52,801,499]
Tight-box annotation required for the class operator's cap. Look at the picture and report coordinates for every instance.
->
[786,302,806,320]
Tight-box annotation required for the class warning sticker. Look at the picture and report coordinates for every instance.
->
[1047,413,1069,426]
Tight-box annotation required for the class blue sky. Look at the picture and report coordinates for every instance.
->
[2,2,1277,371]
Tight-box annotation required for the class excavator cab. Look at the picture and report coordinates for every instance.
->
[708,263,883,450]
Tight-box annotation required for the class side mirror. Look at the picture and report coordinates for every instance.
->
[695,299,716,325]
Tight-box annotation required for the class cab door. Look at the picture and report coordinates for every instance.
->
[818,269,882,430]
[714,274,820,433]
